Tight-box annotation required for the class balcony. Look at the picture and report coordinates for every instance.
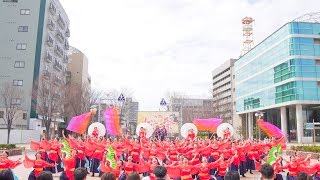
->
[57,15,66,29]
[53,60,62,71]
[43,70,51,79]
[54,45,63,57]
[56,31,65,43]
[54,76,62,85]
[63,55,68,63]
[49,3,56,15]
[65,28,70,37]
[45,52,53,63]
[64,41,69,50]
[46,35,54,47]
[63,68,69,76]
[47,20,55,31]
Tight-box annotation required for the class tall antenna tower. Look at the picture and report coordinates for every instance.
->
[240,17,254,56]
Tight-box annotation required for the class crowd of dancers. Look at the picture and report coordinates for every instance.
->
[1,127,320,180]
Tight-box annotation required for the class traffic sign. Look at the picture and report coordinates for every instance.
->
[160,98,167,106]
[306,123,314,130]
[118,94,125,101]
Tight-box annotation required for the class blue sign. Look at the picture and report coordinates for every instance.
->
[306,123,314,130]
[160,98,167,106]
[118,94,125,101]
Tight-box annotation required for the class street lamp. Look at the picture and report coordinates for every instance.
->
[98,94,125,123]
[160,98,183,137]
[255,112,264,140]
[52,112,60,137]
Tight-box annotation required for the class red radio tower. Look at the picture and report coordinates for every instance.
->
[240,17,254,56]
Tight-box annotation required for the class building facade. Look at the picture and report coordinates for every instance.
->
[171,98,215,124]
[124,98,139,135]
[212,59,239,125]
[67,46,91,87]
[0,0,70,129]
[235,14,320,143]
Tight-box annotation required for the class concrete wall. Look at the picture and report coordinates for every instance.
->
[0,129,40,144]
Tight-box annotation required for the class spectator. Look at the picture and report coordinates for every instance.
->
[74,167,87,180]
[296,172,308,180]
[37,171,53,180]
[153,166,168,180]
[224,170,240,180]
[101,172,116,180]
[126,172,141,180]
[260,164,274,180]
[0,169,14,180]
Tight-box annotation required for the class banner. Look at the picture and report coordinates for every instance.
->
[137,112,179,133]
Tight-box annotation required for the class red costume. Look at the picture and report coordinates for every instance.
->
[62,157,77,180]
[24,155,55,177]
[0,158,21,171]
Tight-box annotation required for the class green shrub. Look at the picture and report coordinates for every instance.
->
[291,145,320,153]
[0,144,17,149]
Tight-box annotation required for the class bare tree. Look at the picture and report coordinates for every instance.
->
[163,91,185,111]
[32,75,65,138]
[163,91,215,124]
[64,83,103,119]
[0,82,24,144]
[100,88,134,129]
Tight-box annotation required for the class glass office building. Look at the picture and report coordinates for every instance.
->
[235,13,320,143]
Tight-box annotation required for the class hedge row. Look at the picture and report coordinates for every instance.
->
[0,144,17,149]
[290,145,320,153]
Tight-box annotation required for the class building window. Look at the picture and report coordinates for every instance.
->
[20,9,30,15]
[16,43,27,50]
[23,113,27,120]
[13,80,23,86]
[317,81,320,88]
[18,26,28,32]
[3,0,18,2]
[0,111,3,118]
[14,61,25,68]
[11,98,21,105]
[316,60,320,65]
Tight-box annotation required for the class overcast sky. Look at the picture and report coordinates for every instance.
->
[60,0,320,110]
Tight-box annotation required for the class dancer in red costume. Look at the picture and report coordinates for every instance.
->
[47,137,63,173]
[0,151,21,179]
[165,155,199,180]
[131,139,141,163]
[278,154,311,180]
[194,155,224,180]
[139,157,162,180]
[24,151,55,180]
[92,127,99,139]
[0,151,21,171]
[215,156,235,180]
[187,129,196,139]
[139,127,147,140]
[60,150,77,180]
[223,128,231,139]
[123,155,139,175]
